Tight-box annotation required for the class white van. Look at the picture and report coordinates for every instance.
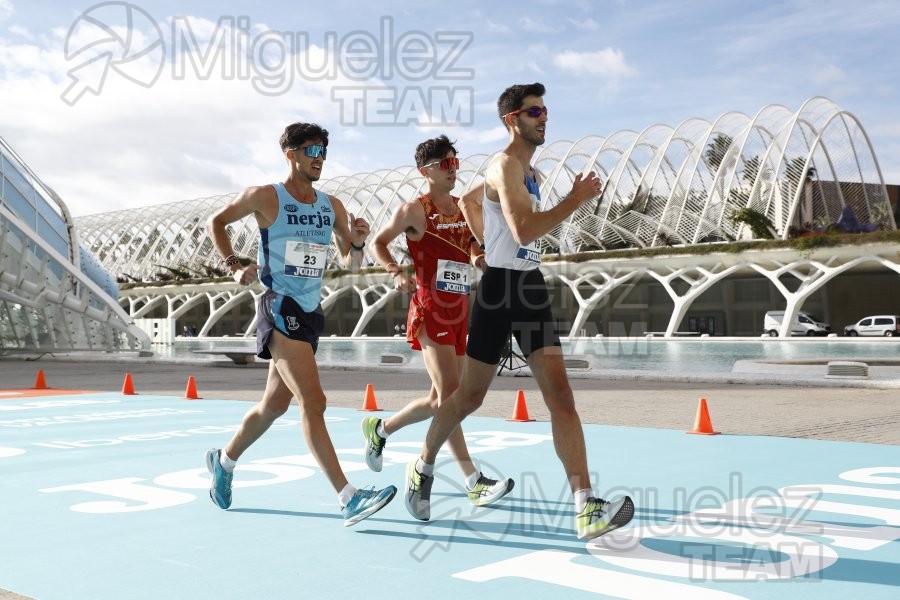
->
[764,311,831,336]
[844,315,900,337]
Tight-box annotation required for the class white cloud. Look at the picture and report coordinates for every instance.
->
[446,125,507,147]
[552,48,636,79]
[568,17,599,31]
[2,2,896,219]
[518,16,543,32]
[812,64,846,85]
[341,128,364,140]
[532,0,593,10]
[0,0,13,22]
[0,14,391,217]
[473,126,508,144]
[8,24,30,38]
[485,20,510,34]
[519,16,563,34]
[526,61,544,74]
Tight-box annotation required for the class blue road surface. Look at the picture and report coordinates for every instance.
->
[1,390,899,599]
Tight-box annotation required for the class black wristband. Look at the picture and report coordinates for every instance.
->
[350,241,365,251]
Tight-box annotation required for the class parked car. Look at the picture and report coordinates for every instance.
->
[844,315,900,337]
[763,311,831,336]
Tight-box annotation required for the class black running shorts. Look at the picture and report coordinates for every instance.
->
[256,290,325,359]
[466,267,561,364]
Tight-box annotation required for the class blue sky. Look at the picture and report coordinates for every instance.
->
[1,0,898,217]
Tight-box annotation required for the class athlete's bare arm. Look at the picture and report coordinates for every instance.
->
[459,182,485,246]
[371,200,425,293]
[487,153,602,247]
[207,185,277,285]
[371,199,427,265]
[328,195,370,273]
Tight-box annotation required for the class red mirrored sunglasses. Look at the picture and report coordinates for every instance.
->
[505,105,548,118]
[422,157,460,170]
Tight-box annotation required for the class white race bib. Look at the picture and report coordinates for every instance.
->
[515,243,541,265]
[435,259,471,294]
[284,241,327,278]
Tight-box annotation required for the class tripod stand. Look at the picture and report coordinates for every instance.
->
[496,331,527,376]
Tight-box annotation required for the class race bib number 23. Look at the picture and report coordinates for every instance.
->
[284,241,327,278]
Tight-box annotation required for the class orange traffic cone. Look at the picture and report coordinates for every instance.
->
[33,369,48,389]
[507,390,535,422]
[122,373,136,395]
[359,383,381,411]
[687,397,720,435]
[184,376,201,399]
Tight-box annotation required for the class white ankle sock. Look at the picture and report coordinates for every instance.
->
[416,458,434,477]
[465,471,481,490]
[219,450,237,473]
[376,420,388,438]
[338,483,356,507]
[574,488,593,512]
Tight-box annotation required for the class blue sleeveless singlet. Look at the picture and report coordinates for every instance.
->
[257,183,335,312]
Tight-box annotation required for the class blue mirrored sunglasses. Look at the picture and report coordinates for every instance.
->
[293,144,327,159]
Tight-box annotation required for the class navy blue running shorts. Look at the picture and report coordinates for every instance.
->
[466,267,561,364]
[256,290,325,359]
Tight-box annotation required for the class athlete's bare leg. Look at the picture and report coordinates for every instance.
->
[527,345,590,492]
[383,330,475,477]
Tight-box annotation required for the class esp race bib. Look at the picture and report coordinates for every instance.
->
[435,259,471,294]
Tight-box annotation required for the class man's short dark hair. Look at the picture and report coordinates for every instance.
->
[497,83,546,129]
[415,134,458,168]
[279,123,329,152]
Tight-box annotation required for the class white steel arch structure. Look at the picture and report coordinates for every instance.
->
[72,98,896,340]
[81,193,247,283]
[77,97,894,284]
[0,135,150,353]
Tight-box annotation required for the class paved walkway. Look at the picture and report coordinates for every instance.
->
[2,356,900,600]
[1,356,898,445]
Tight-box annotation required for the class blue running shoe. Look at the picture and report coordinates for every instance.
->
[205,448,233,509]
[342,485,397,526]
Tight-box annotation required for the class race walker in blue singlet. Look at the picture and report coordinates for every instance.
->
[255,183,335,359]
[205,121,396,527]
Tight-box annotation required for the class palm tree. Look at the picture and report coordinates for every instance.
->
[742,155,760,186]
[704,134,735,210]
[704,134,733,173]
